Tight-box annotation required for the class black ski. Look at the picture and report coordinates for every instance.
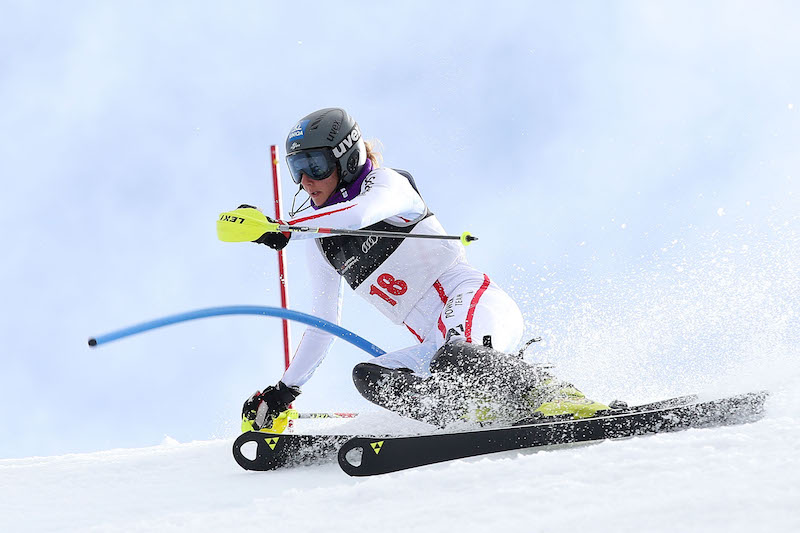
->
[336,391,768,476]
[232,432,353,471]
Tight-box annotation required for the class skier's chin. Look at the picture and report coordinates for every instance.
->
[309,192,330,206]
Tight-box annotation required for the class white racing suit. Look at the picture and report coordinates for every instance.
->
[280,166,524,388]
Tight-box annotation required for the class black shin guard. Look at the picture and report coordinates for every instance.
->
[352,363,423,405]
[352,363,436,422]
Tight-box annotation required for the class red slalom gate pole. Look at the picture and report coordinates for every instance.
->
[270,145,292,370]
[269,146,359,422]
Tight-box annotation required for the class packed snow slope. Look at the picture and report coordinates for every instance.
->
[6,216,797,533]
[3,380,799,533]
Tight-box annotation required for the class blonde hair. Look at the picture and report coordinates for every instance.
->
[365,139,383,168]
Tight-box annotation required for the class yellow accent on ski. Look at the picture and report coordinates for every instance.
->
[217,207,279,242]
[534,386,609,419]
[265,437,279,450]
[370,441,384,454]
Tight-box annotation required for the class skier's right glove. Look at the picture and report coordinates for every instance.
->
[242,381,301,432]
[237,204,291,250]
[254,225,290,250]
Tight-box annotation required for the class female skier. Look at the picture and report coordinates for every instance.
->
[237,108,607,432]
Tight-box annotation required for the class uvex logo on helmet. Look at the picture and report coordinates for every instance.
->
[332,125,361,158]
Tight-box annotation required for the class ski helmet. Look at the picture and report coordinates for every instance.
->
[285,108,367,185]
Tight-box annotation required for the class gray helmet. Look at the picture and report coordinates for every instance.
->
[285,107,367,185]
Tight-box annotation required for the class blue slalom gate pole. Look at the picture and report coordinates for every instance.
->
[88,305,386,357]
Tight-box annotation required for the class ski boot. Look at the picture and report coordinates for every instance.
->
[428,339,609,422]
[427,339,553,425]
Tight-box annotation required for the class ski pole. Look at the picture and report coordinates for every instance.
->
[248,409,359,434]
[286,411,358,419]
[278,224,477,245]
[217,207,477,246]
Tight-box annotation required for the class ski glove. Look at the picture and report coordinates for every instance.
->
[242,381,301,431]
[237,204,291,250]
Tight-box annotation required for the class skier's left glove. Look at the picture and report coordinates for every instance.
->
[242,381,301,432]
[235,204,291,250]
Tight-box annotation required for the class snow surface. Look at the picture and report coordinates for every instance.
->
[3,383,798,533]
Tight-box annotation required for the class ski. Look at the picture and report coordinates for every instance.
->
[232,432,354,471]
[336,391,769,476]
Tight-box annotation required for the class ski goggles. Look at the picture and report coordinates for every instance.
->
[286,149,338,184]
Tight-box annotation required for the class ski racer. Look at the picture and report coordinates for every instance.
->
[236,107,608,432]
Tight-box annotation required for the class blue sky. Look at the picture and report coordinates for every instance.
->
[1,1,798,458]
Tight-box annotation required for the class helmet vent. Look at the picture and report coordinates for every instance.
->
[347,151,360,174]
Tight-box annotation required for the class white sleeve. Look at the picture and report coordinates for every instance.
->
[280,240,343,388]
[287,168,426,235]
